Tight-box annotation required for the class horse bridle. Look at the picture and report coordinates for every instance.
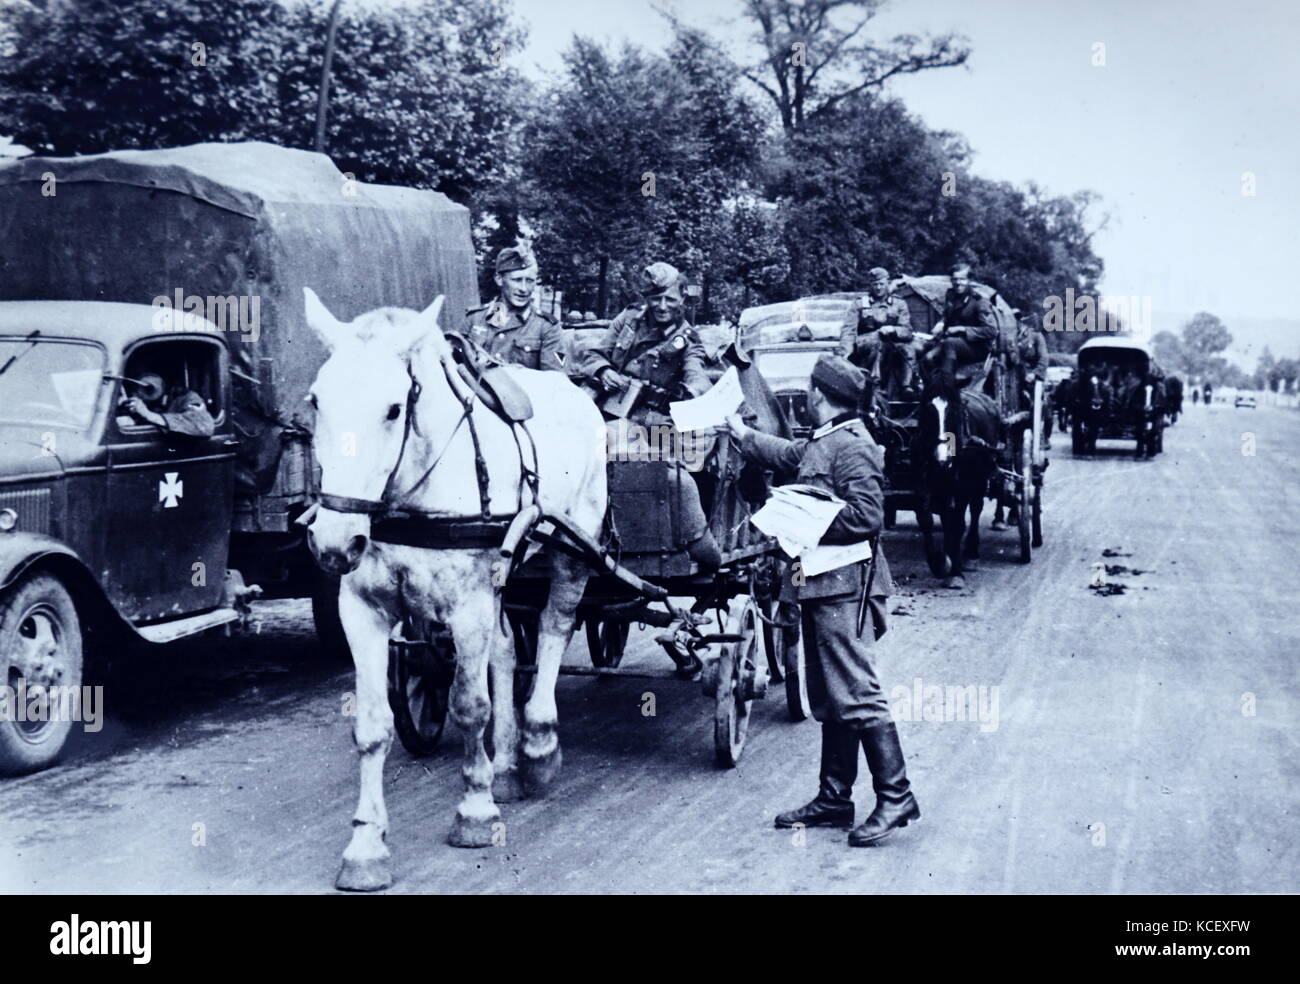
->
[316,366,441,517]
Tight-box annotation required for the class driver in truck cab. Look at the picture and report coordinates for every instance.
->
[119,371,215,437]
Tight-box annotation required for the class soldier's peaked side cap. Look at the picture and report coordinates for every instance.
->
[641,261,681,295]
[811,354,865,405]
[495,244,537,273]
[868,267,890,280]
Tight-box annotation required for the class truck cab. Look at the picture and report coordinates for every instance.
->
[0,301,238,772]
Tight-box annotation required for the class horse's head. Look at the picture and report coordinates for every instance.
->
[302,287,445,575]
[1087,374,1104,411]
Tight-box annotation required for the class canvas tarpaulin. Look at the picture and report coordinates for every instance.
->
[0,141,480,499]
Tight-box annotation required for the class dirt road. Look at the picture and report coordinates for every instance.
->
[3,401,1296,893]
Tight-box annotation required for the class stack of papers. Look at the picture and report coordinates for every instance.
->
[749,484,872,576]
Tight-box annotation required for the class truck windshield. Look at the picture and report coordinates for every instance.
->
[0,339,106,431]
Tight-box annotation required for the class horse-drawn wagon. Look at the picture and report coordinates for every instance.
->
[1071,337,1164,456]
[741,279,1046,588]
[382,340,812,770]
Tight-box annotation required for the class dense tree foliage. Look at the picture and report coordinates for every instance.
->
[0,0,1108,328]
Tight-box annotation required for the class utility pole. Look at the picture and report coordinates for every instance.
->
[313,0,344,153]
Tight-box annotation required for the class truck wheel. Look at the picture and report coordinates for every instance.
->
[310,572,352,666]
[0,573,83,775]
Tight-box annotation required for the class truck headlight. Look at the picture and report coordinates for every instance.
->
[0,508,16,532]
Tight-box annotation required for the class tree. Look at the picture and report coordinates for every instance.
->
[521,29,764,317]
[739,0,969,132]
[0,0,527,201]
[1182,312,1232,358]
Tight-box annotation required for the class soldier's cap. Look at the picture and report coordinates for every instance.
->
[811,354,865,406]
[495,243,537,273]
[640,261,682,297]
[868,267,890,282]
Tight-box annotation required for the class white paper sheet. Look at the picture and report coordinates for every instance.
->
[750,484,845,555]
[669,366,744,432]
[797,539,873,577]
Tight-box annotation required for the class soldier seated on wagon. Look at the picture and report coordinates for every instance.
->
[465,242,565,371]
[838,266,917,398]
[920,262,999,399]
[576,261,721,570]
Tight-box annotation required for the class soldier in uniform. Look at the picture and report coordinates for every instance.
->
[922,262,1000,398]
[1016,312,1050,435]
[838,267,916,397]
[120,372,215,438]
[465,243,565,371]
[577,261,720,570]
[726,355,919,848]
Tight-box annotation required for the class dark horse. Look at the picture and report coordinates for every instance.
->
[1071,373,1110,454]
[914,391,999,589]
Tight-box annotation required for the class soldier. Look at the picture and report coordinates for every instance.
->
[922,262,999,398]
[120,372,215,438]
[577,261,720,571]
[576,261,711,421]
[465,243,565,371]
[1016,312,1049,431]
[838,267,916,397]
[726,355,919,848]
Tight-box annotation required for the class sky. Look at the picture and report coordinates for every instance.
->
[505,0,1299,355]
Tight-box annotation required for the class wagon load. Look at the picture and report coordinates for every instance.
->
[0,141,480,527]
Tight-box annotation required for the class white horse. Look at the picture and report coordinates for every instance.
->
[302,289,607,891]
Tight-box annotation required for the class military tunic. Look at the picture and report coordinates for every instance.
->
[837,294,912,359]
[575,306,710,424]
[466,299,565,371]
[740,416,897,728]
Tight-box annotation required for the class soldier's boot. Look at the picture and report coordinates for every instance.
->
[775,723,859,828]
[849,721,921,846]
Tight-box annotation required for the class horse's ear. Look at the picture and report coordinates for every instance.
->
[303,287,347,351]
[397,295,446,356]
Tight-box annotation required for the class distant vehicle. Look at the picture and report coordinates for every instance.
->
[1234,394,1257,409]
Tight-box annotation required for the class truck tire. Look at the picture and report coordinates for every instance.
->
[310,572,353,666]
[0,573,84,775]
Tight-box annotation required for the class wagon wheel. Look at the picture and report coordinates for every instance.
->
[1017,429,1033,564]
[388,620,453,757]
[585,618,629,669]
[1031,474,1044,549]
[713,597,766,767]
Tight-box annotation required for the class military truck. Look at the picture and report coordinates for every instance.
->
[0,141,479,772]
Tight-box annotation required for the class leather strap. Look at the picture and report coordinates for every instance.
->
[370,515,514,549]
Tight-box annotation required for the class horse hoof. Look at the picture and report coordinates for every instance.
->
[520,743,563,798]
[448,812,500,849]
[942,575,965,590]
[492,768,527,803]
[990,520,1007,532]
[336,856,393,892]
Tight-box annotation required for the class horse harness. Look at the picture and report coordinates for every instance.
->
[316,332,541,549]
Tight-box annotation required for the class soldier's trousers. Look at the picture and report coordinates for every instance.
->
[799,596,892,729]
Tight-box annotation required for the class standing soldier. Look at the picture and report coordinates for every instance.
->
[465,242,565,371]
[838,267,916,397]
[726,355,919,848]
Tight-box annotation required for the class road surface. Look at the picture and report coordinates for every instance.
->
[3,401,1296,894]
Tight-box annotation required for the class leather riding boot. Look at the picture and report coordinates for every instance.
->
[849,721,920,846]
[775,723,859,828]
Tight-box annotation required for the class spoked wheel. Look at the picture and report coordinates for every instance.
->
[585,618,629,669]
[0,574,83,775]
[1031,476,1044,549]
[759,595,785,685]
[707,597,767,767]
[388,619,454,757]
[1018,429,1033,563]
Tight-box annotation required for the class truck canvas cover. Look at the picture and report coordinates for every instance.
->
[0,141,479,500]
